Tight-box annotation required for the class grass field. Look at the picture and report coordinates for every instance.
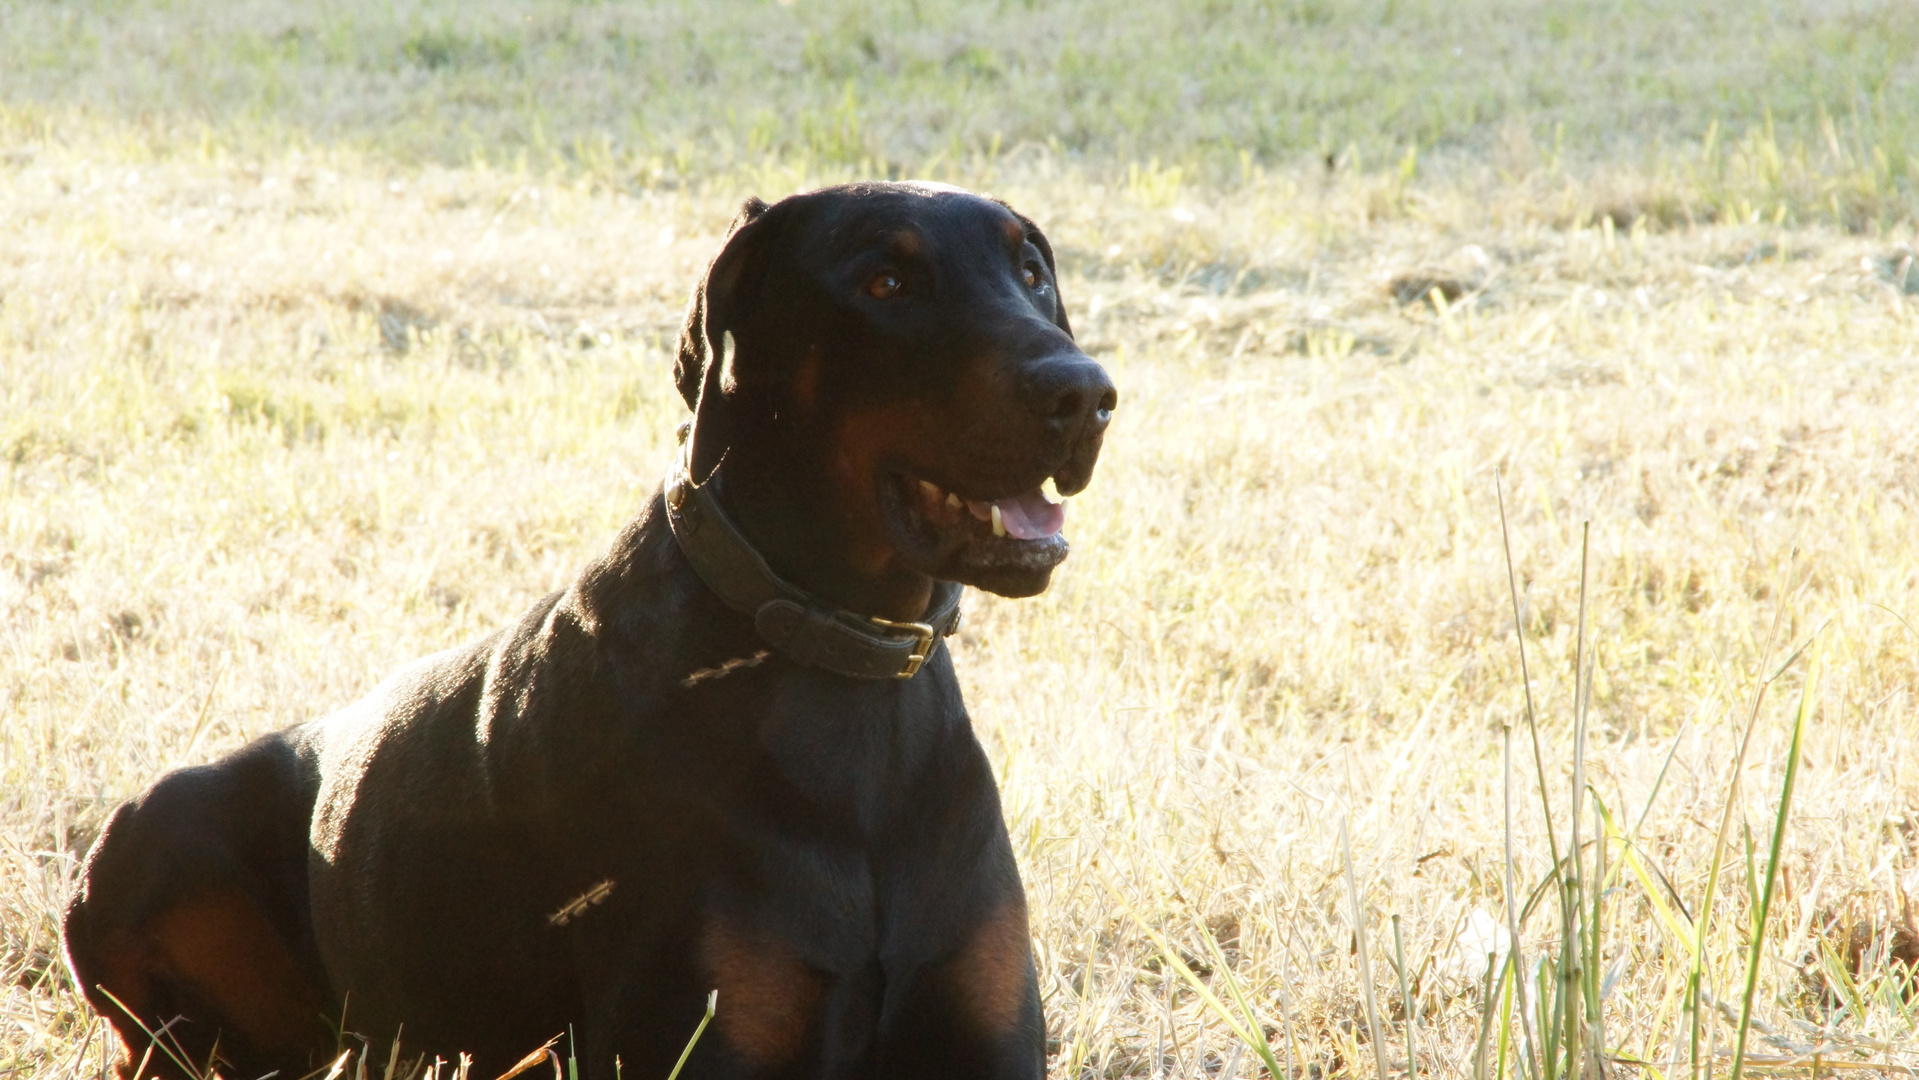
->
[5,1,1919,1077]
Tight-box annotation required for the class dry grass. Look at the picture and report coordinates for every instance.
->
[6,1,1919,1076]
[5,0,1919,225]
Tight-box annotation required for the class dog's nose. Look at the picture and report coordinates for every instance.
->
[1023,352,1118,440]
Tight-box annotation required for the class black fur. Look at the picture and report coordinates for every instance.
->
[65,182,1115,1080]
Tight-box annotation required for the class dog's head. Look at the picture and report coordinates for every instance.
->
[675,182,1116,602]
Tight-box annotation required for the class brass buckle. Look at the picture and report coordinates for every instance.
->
[666,429,692,510]
[869,615,937,679]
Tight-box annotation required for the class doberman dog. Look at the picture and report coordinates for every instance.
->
[63,182,1116,1080]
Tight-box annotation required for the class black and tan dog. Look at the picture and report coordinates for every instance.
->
[63,182,1116,1079]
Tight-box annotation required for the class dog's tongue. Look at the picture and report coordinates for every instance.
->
[964,489,1065,540]
[998,490,1065,540]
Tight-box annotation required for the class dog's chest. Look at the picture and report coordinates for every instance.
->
[646,658,958,836]
[551,666,970,1068]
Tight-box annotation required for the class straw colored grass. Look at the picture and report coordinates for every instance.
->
[5,0,1919,1075]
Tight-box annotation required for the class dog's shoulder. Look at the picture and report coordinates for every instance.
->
[296,496,714,817]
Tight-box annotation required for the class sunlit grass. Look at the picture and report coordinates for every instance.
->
[4,0,1919,227]
[5,126,1918,1075]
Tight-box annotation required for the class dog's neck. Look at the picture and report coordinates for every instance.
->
[710,451,937,624]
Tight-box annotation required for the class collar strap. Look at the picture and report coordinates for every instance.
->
[663,435,962,681]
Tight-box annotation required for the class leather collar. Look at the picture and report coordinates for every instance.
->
[662,427,962,681]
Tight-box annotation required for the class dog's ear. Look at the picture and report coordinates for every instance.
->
[1006,206,1072,338]
[676,196,774,483]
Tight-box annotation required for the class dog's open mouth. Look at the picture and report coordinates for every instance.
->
[878,470,1072,586]
[915,477,1065,540]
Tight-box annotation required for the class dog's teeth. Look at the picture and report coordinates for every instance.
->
[1040,477,1066,505]
[919,480,940,499]
[945,493,962,510]
[991,504,1006,537]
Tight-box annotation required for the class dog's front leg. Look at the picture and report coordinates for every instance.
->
[870,739,1045,1080]
[874,890,1045,1079]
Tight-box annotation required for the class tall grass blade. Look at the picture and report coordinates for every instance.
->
[1566,522,1591,1080]
[94,984,201,1079]
[1393,913,1418,1080]
[1343,818,1391,1080]
[1628,722,1689,844]
[1495,472,1546,1080]
[1475,954,1496,1080]
[1495,472,1565,873]
[664,991,717,1080]
[1538,953,1560,1080]
[1622,840,1699,957]
[1729,639,1821,1080]
[1589,795,1608,1077]
[1197,919,1289,1080]
[1503,712,1539,1080]
[382,1027,405,1080]
[1687,589,1796,1080]
[1274,960,1305,1080]
[1499,953,1517,1080]
[1102,870,1285,1077]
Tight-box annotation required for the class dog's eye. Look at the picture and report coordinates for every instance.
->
[1022,266,1040,289]
[868,272,903,299]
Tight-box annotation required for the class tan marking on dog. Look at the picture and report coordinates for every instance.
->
[824,400,950,605]
[549,878,617,926]
[700,919,825,1065]
[680,651,771,689]
[148,889,327,1056]
[85,929,163,1079]
[953,897,1033,1036]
